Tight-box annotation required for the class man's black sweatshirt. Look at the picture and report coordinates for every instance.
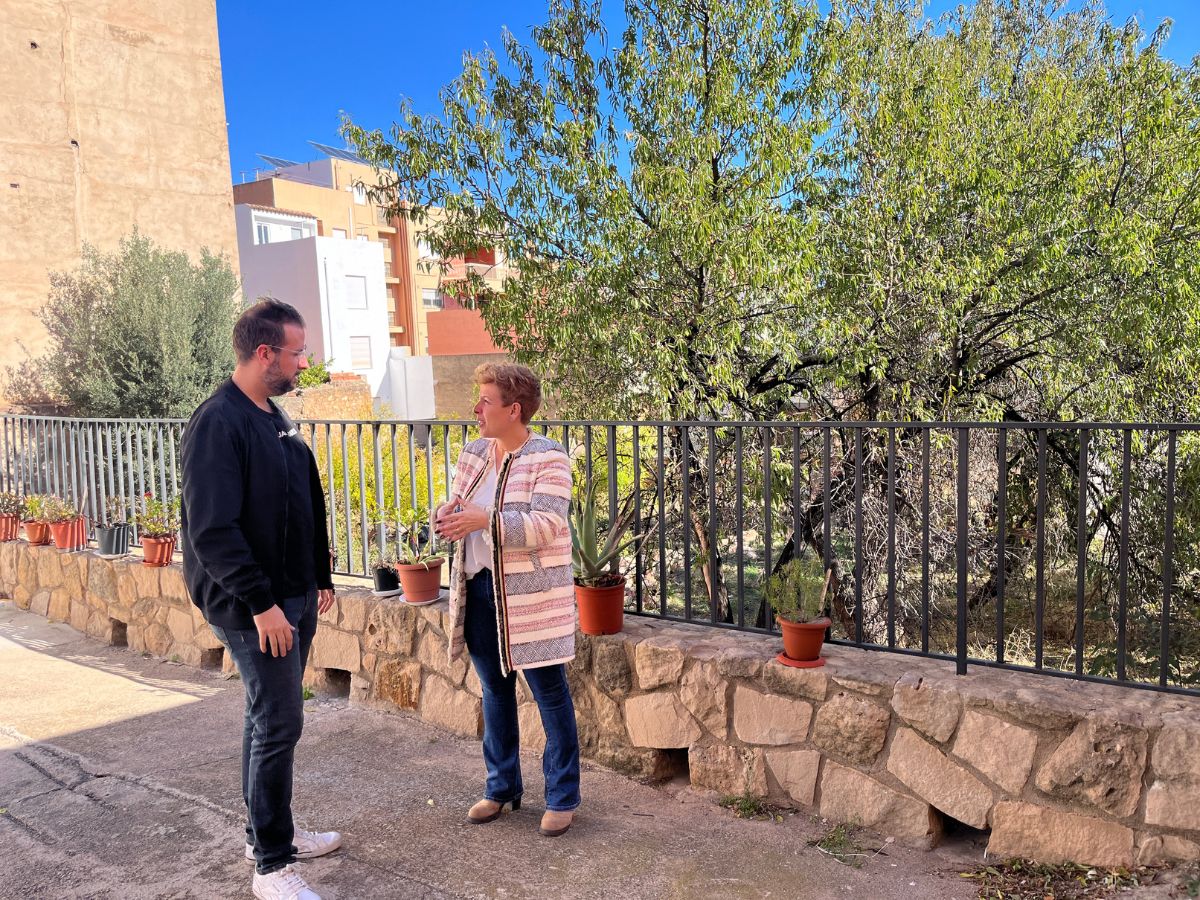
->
[181,379,333,631]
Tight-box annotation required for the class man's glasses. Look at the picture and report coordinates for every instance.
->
[266,345,307,360]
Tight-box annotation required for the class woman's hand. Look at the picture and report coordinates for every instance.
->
[435,497,490,541]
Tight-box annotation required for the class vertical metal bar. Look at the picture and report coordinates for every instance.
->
[584,424,593,498]
[921,428,931,654]
[442,424,452,504]
[1117,429,1131,682]
[763,427,773,631]
[340,425,352,573]
[995,427,1008,664]
[325,425,338,572]
[373,424,385,554]
[168,425,179,501]
[887,427,897,649]
[854,427,864,644]
[407,425,417,510]
[823,427,832,570]
[657,426,666,618]
[424,425,435,557]
[1035,429,1048,669]
[85,424,97,534]
[956,426,969,676]
[1161,429,1177,687]
[708,426,718,623]
[681,427,692,620]
[792,428,802,565]
[390,424,401,513]
[735,426,745,629]
[1074,429,1089,676]
[357,425,369,573]
[607,425,618,528]
[633,426,644,614]
[156,424,168,504]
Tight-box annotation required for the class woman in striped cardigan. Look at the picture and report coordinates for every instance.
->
[434,363,580,837]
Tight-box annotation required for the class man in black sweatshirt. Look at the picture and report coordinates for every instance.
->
[182,299,339,900]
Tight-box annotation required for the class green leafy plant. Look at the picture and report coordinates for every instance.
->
[297,355,332,390]
[569,482,645,588]
[21,494,52,523]
[0,492,22,517]
[135,493,179,538]
[42,495,79,524]
[368,547,400,572]
[396,506,443,567]
[101,495,129,527]
[765,556,829,624]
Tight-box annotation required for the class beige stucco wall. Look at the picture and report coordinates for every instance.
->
[0,0,239,375]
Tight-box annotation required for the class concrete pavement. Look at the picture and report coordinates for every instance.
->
[0,600,989,899]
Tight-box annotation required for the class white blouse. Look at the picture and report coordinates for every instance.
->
[463,462,498,577]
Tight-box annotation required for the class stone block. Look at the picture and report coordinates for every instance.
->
[688,742,767,797]
[593,639,633,696]
[952,709,1037,795]
[36,548,63,587]
[733,686,813,745]
[765,749,821,806]
[363,601,418,656]
[714,644,765,679]
[142,622,172,657]
[831,671,895,698]
[309,625,361,674]
[128,563,161,600]
[85,610,114,643]
[987,802,1134,868]
[47,589,71,622]
[12,584,31,609]
[1145,779,1200,831]
[887,728,993,829]
[1153,713,1200,780]
[419,674,482,738]
[170,643,204,667]
[811,691,890,764]
[166,607,194,644]
[891,672,961,743]
[679,661,727,737]
[374,658,421,710]
[1136,834,1200,866]
[518,702,546,752]
[417,628,466,685]
[819,761,941,847]
[635,639,686,690]
[762,659,828,702]
[1035,718,1147,818]
[68,600,89,632]
[337,591,368,634]
[625,692,702,748]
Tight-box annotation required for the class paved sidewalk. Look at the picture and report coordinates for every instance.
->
[0,601,986,899]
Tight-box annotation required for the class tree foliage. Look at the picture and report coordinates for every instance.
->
[344,0,1200,424]
[7,230,241,418]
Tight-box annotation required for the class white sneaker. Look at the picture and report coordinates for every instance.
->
[245,828,343,861]
[252,865,320,900]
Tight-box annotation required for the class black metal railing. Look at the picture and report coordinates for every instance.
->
[1,414,1196,695]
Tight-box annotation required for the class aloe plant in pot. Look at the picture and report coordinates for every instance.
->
[394,507,444,604]
[569,482,646,636]
[765,555,832,668]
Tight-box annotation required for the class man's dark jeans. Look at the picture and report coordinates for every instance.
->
[211,590,317,875]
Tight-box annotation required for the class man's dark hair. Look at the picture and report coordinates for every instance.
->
[233,298,305,363]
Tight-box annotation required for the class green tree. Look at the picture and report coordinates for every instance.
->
[7,230,241,417]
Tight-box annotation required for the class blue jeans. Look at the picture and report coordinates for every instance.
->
[211,591,317,875]
[464,570,581,812]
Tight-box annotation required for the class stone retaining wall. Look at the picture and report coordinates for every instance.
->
[3,540,1199,868]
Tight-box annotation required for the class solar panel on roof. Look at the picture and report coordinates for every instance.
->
[309,141,370,165]
[257,154,300,168]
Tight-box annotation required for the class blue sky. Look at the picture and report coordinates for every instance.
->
[216,0,1197,185]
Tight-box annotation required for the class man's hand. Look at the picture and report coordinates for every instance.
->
[253,605,295,657]
[317,588,336,615]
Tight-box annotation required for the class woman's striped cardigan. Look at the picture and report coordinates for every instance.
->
[447,435,575,675]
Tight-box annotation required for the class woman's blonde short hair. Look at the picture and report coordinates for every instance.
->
[474,363,542,424]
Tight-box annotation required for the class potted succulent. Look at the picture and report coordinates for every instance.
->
[368,548,401,593]
[0,491,22,542]
[45,495,86,551]
[21,494,53,545]
[765,555,832,668]
[569,482,645,636]
[95,496,131,556]
[135,492,180,567]
[394,507,444,604]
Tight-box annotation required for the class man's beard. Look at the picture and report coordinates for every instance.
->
[265,360,296,397]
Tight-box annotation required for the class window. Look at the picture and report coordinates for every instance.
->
[332,228,347,239]
[344,275,368,309]
[349,336,372,370]
[255,223,270,245]
[290,227,303,240]
[417,238,439,260]
[421,288,444,310]
[353,184,367,205]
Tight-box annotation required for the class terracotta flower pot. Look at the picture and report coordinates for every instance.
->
[23,521,51,546]
[575,577,626,636]
[397,559,444,603]
[0,513,20,542]
[50,516,87,551]
[778,616,830,666]
[141,534,176,567]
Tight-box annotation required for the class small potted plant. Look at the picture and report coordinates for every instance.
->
[21,494,53,545]
[765,555,832,668]
[0,491,22,542]
[95,495,131,556]
[46,495,86,551]
[395,507,444,604]
[369,548,401,594]
[135,492,180,567]
[569,482,645,635]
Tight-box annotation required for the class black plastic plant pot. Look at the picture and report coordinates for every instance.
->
[96,523,130,556]
[373,566,400,592]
